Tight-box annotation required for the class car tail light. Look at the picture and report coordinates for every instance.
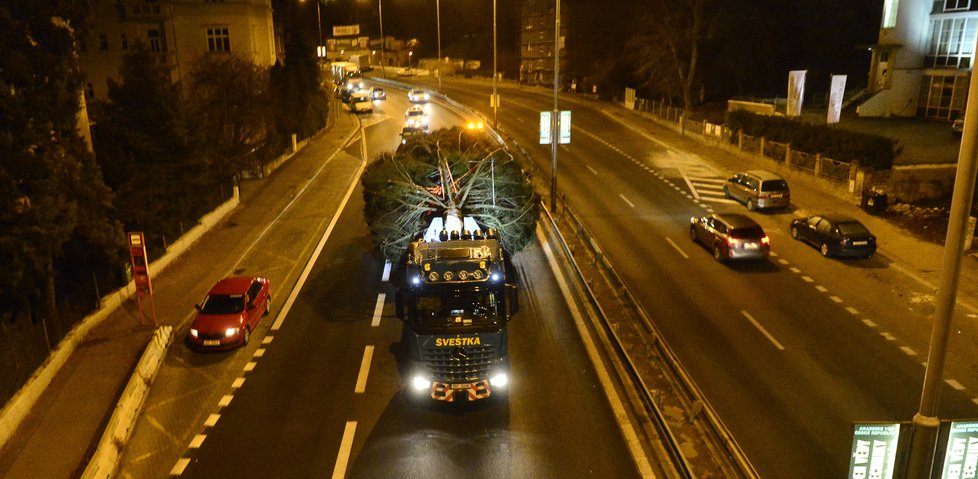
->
[727,237,740,247]
[761,235,770,245]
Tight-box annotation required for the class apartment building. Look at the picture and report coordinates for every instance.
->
[860,0,978,120]
[519,0,566,86]
[78,0,276,102]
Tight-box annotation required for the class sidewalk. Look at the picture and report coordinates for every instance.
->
[0,108,358,479]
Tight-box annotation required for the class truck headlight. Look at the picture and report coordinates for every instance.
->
[489,373,508,388]
[411,375,430,391]
[224,327,238,338]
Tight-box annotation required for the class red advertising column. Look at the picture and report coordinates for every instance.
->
[128,232,157,325]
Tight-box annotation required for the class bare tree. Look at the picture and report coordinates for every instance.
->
[626,0,723,111]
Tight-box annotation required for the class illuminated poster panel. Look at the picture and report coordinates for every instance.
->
[827,75,847,124]
[940,421,978,479]
[849,423,901,479]
[787,70,807,117]
[540,111,551,144]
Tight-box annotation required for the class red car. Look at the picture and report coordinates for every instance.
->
[188,276,271,350]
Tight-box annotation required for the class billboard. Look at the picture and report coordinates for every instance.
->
[849,423,902,479]
[332,25,360,37]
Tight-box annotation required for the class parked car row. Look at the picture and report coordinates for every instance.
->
[690,169,877,262]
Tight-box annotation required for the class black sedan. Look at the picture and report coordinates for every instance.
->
[790,215,876,258]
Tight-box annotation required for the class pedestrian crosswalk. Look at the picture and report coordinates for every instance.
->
[680,166,739,205]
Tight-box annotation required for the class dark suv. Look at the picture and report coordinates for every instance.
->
[723,170,790,211]
[690,213,770,262]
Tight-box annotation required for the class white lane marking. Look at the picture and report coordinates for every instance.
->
[946,379,966,390]
[244,361,256,372]
[801,276,814,283]
[790,267,801,273]
[845,306,860,315]
[815,285,828,293]
[699,197,740,204]
[253,348,266,358]
[778,259,789,265]
[585,164,598,175]
[218,395,233,407]
[332,421,358,479]
[204,414,220,427]
[273,135,368,331]
[355,346,375,393]
[381,260,392,282]
[665,237,689,259]
[262,336,274,345]
[901,346,917,356]
[681,173,700,200]
[171,459,190,476]
[232,377,245,389]
[881,332,896,341]
[830,296,843,303]
[189,434,206,449]
[372,293,386,327]
[741,310,785,351]
[769,252,778,257]
[619,194,635,208]
[536,227,655,476]
[863,319,878,327]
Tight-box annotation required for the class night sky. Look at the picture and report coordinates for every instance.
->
[297,0,884,98]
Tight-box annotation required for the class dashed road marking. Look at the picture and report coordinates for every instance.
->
[741,310,785,351]
[189,434,206,449]
[204,414,220,427]
[665,237,689,259]
[381,260,392,282]
[218,395,233,408]
[332,421,358,479]
[171,459,190,475]
[232,377,245,389]
[845,306,860,315]
[619,194,635,208]
[790,267,801,273]
[801,276,814,283]
[900,346,917,356]
[355,346,375,393]
[244,361,256,372]
[262,336,274,345]
[947,379,966,390]
[254,348,266,358]
[830,296,843,303]
[586,164,598,175]
[881,332,896,341]
[815,285,828,293]
[778,259,789,265]
[863,319,878,327]
[372,293,386,327]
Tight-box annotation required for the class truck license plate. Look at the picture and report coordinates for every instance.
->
[203,340,220,346]
[450,383,471,390]
[853,241,868,246]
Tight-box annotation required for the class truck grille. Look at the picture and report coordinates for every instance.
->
[422,344,496,383]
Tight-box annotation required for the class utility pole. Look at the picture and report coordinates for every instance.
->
[904,50,978,479]
[437,0,442,91]
[549,0,560,211]
[492,0,498,127]
[378,0,386,78]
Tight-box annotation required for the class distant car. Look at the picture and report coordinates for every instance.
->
[690,213,770,262]
[399,126,426,145]
[398,67,414,77]
[349,91,373,113]
[723,170,790,211]
[953,118,964,137]
[408,88,430,103]
[790,215,877,258]
[188,276,271,350]
[369,87,386,101]
[404,105,430,129]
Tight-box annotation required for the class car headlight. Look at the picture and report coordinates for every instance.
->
[411,375,430,391]
[489,373,508,388]
[224,327,238,338]
[190,328,199,338]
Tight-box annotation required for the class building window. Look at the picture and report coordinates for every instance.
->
[121,33,128,50]
[944,0,971,11]
[882,0,899,29]
[928,18,977,68]
[98,34,108,51]
[148,29,161,53]
[206,27,230,53]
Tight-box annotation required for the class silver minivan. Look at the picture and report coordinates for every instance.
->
[722,170,790,211]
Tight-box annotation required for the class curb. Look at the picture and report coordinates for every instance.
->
[81,326,173,479]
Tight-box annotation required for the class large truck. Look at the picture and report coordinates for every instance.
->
[395,214,519,402]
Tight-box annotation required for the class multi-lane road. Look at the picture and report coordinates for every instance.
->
[430,79,978,477]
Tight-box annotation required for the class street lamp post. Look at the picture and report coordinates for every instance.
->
[436,0,442,91]
[300,0,323,60]
[492,0,497,127]
[378,0,386,78]
[550,0,560,211]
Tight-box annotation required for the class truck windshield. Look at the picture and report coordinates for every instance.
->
[411,291,501,331]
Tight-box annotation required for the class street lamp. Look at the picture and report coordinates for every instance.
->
[409,51,413,68]
[492,0,497,127]
[299,0,323,59]
[378,0,386,77]
[436,0,442,91]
